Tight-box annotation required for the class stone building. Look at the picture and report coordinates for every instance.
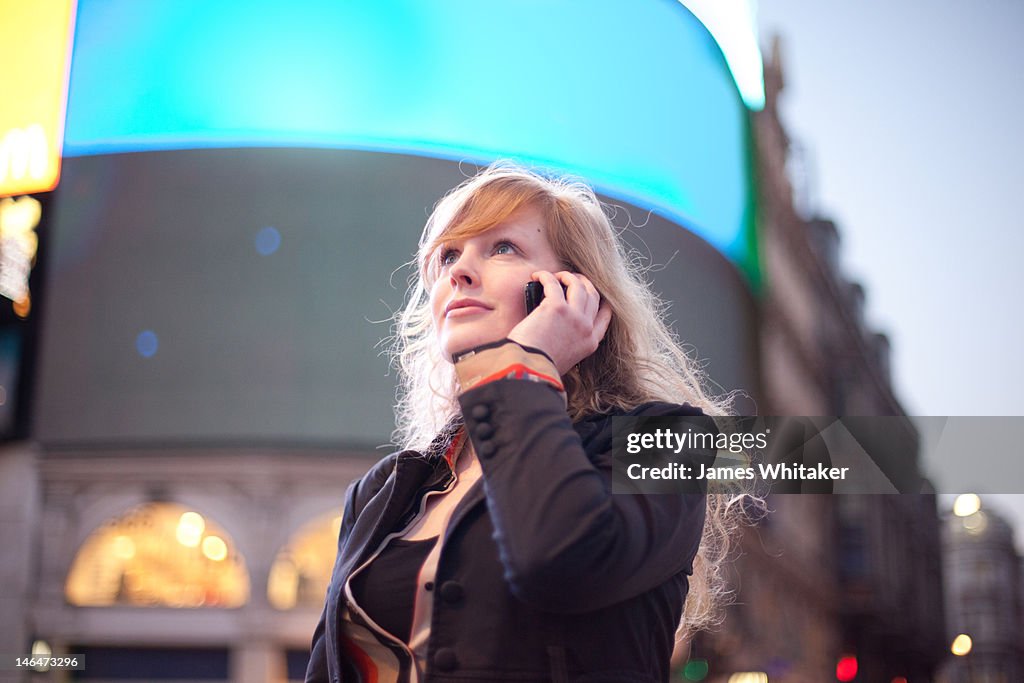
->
[940,501,1024,683]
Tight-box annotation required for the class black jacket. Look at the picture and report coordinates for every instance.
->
[306,378,707,683]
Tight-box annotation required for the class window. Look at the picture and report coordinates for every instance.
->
[65,503,248,607]
[268,512,341,609]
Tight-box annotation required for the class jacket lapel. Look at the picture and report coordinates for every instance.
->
[337,454,437,580]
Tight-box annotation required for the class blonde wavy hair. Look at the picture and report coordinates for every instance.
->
[391,161,748,638]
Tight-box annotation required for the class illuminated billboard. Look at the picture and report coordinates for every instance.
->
[62,0,763,278]
[37,1,765,444]
[0,0,76,198]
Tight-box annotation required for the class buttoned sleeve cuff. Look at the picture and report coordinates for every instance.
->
[453,339,565,399]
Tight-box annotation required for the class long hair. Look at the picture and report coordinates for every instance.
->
[390,161,747,637]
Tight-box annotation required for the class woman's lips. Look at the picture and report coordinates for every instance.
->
[446,305,490,318]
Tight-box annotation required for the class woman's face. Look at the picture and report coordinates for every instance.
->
[430,204,564,361]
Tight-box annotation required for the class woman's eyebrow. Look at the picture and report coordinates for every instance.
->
[487,230,523,244]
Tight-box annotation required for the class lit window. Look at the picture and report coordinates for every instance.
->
[65,503,249,607]
[268,512,342,610]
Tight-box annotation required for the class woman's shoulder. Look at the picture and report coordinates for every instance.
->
[365,451,401,481]
[345,451,401,510]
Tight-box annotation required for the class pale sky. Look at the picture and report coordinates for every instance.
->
[756,0,1024,544]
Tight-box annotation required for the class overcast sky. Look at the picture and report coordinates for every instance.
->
[755,0,1024,542]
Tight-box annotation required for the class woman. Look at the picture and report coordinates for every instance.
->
[306,162,740,683]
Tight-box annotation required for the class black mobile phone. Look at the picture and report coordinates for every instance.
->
[524,282,545,314]
[524,281,568,314]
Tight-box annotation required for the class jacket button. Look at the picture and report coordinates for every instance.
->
[471,404,490,420]
[478,441,497,459]
[474,423,495,441]
[434,647,458,671]
[439,580,464,603]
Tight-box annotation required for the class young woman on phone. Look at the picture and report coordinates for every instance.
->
[306,162,743,683]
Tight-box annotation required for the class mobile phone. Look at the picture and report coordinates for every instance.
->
[525,282,545,314]
[524,281,568,314]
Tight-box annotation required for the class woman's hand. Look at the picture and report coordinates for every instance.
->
[507,270,612,375]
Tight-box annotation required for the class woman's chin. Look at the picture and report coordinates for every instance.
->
[442,333,507,362]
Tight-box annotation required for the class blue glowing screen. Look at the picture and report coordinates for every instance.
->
[64,0,756,272]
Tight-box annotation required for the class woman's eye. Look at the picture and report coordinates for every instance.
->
[494,241,516,255]
[440,248,458,266]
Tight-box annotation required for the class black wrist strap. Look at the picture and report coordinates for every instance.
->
[452,338,556,366]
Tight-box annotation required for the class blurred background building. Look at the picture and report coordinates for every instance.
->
[0,2,1002,682]
[939,495,1024,683]
[682,37,946,683]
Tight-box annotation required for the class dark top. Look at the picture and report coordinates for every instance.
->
[306,379,709,683]
[348,537,437,642]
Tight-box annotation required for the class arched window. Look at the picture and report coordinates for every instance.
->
[65,502,249,607]
[267,512,341,610]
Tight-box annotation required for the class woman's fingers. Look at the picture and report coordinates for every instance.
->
[553,271,608,352]
[552,271,599,319]
[593,301,613,345]
[579,277,601,319]
[533,270,566,305]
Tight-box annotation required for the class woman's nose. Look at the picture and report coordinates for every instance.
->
[449,252,479,288]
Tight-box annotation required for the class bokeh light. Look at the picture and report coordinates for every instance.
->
[726,673,767,683]
[135,330,159,358]
[255,226,281,255]
[836,655,858,682]
[30,640,52,673]
[951,633,973,656]
[683,658,709,681]
[953,493,981,517]
[202,535,228,562]
[176,511,205,547]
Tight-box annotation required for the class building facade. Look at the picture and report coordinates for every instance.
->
[685,36,947,683]
[940,503,1024,683]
